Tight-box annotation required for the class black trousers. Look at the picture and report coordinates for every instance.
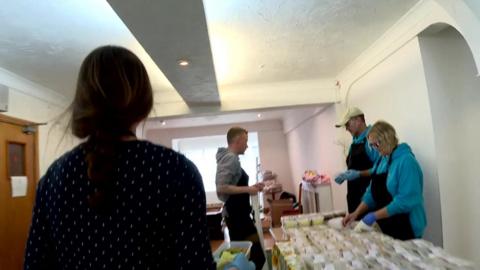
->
[225,215,265,270]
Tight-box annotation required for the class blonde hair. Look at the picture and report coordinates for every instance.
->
[368,120,398,154]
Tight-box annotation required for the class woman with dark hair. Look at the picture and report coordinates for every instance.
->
[24,46,215,269]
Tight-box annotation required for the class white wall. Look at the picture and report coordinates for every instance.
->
[145,119,294,202]
[257,129,294,193]
[434,0,480,73]
[419,27,480,264]
[333,0,480,262]
[284,105,347,212]
[345,37,443,246]
[6,89,78,176]
[0,69,75,176]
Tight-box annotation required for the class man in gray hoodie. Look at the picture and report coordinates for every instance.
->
[216,126,265,270]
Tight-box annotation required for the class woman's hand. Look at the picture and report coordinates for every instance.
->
[342,212,358,227]
[343,202,369,227]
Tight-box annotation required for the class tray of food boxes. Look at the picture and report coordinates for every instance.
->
[272,212,476,270]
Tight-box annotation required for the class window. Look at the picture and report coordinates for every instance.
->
[172,133,260,203]
[8,142,26,177]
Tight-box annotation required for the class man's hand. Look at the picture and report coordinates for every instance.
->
[254,182,264,191]
[217,182,265,195]
[335,169,361,184]
[247,182,264,195]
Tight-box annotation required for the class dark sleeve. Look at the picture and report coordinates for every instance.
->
[171,157,216,270]
[24,176,54,270]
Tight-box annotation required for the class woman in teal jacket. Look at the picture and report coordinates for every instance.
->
[343,120,427,240]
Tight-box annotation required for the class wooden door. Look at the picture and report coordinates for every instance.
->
[0,114,38,269]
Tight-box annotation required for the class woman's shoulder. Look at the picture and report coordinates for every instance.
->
[131,140,196,169]
[135,140,184,157]
[39,144,86,187]
[48,144,86,170]
[45,140,196,176]
[392,143,416,162]
[391,144,421,173]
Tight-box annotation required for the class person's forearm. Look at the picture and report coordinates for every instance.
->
[359,169,371,178]
[354,202,369,216]
[373,207,389,220]
[217,184,250,195]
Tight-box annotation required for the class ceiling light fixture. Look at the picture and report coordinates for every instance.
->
[257,113,262,118]
[177,59,190,67]
[161,120,166,126]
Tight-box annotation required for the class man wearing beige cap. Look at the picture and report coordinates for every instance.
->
[335,107,380,217]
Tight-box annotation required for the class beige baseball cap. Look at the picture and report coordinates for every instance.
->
[335,107,364,127]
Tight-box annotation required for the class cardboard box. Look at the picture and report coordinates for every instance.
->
[270,199,295,227]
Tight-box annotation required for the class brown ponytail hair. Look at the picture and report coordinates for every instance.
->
[71,45,153,211]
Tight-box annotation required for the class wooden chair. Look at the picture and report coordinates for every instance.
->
[280,182,303,216]
[270,183,303,227]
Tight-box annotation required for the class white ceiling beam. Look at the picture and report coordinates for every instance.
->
[149,78,337,117]
[107,0,220,106]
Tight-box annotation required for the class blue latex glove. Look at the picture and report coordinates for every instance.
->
[335,170,360,184]
[223,253,255,270]
[334,173,346,184]
[362,212,377,226]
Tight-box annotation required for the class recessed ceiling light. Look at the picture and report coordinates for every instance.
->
[257,113,262,118]
[177,59,190,67]
[161,120,166,126]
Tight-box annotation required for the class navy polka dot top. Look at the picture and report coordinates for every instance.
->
[24,140,216,270]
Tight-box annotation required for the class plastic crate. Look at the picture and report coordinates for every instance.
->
[213,241,252,269]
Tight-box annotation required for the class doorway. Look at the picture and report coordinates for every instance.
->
[419,26,480,264]
[0,114,39,269]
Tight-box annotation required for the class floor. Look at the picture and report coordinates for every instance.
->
[210,229,275,252]
[210,229,275,269]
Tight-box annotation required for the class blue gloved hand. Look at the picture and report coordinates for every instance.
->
[335,172,347,184]
[223,253,255,270]
[335,170,360,184]
[362,212,377,226]
[344,169,360,180]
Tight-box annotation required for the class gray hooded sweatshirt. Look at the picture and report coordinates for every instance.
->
[215,147,242,202]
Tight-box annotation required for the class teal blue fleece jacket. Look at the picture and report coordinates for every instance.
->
[362,143,427,238]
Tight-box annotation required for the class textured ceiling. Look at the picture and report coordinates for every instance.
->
[0,0,420,120]
[0,0,181,101]
[204,0,420,86]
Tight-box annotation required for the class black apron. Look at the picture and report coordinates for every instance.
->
[371,152,415,240]
[224,169,266,270]
[224,169,252,221]
[346,139,373,215]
